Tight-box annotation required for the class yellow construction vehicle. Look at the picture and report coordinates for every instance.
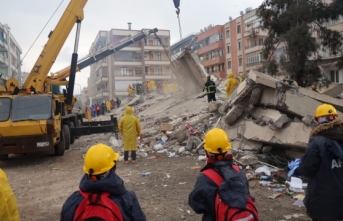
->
[0,0,159,161]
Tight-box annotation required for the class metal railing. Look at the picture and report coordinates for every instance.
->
[114,58,142,62]
[245,43,263,50]
[114,71,172,76]
[246,60,263,67]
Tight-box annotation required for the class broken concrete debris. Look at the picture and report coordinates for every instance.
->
[86,69,342,169]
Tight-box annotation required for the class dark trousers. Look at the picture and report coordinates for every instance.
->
[124,150,136,161]
[207,93,216,103]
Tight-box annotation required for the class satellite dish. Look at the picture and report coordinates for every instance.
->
[240,11,244,15]
[229,16,232,21]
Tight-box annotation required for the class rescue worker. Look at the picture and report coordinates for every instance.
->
[239,73,244,84]
[127,85,132,97]
[188,128,255,220]
[299,104,343,220]
[163,81,168,95]
[150,80,156,91]
[203,75,217,103]
[60,144,146,221]
[116,97,121,108]
[0,168,20,221]
[105,99,111,113]
[118,106,142,164]
[225,72,238,98]
[85,106,91,122]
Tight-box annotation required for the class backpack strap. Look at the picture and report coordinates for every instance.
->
[202,165,241,187]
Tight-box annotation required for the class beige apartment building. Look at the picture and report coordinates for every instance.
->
[0,22,22,85]
[224,8,268,78]
[87,27,172,103]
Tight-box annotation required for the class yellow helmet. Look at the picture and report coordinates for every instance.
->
[204,128,231,154]
[315,104,338,118]
[83,143,119,175]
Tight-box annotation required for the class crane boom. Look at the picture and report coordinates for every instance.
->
[23,0,87,92]
[50,28,158,81]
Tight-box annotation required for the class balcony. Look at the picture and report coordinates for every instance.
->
[0,54,7,65]
[202,55,225,67]
[144,43,164,51]
[145,59,170,65]
[95,89,109,98]
[246,60,264,67]
[94,61,108,71]
[245,44,264,54]
[95,75,108,85]
[114,58,142,66]
[244,28,268,38]
[197,41,225,56]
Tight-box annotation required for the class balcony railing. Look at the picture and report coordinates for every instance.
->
[114,71,171,76]
[245,43,263,50]
[96,74,108,80]
[114,58,142,62]
[204,55,224,61]
[246,60,264,67]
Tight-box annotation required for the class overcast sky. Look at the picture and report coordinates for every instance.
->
[1,0,264,94]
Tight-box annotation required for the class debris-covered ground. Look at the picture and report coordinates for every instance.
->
[3,70,343,220]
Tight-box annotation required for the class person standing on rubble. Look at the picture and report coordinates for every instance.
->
[118,106,142,164]
[203,75,217,103]
[188,128,259,220]
[226,72,238,98]
[299,104,343,221]
[0,168,20,221]
[60,144,146,221]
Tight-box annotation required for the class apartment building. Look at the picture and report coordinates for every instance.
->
[224,8,268,78]
[316,15,343,84]
[195,25,226,78]
[0,22,22,85]
[87,27,172,102]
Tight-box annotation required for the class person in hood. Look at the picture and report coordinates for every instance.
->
[225,72,238,98]
[188,128,255,221]
[60,144,146,221]
[203,76,217,103]
[299,104,343,220]
[0,168,20,221]
[118,106,142,164]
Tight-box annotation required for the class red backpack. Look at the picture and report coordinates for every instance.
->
[73,191,124,221]
[202,166,259,221]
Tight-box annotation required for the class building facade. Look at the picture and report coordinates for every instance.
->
[88,27,172,102]
[0,22,22,85]
[195,25,226,78]
[224,8,268,78]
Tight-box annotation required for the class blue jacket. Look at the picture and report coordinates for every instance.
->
[188,160,251,221]
[60,169,146,221]
[299,119,343,220]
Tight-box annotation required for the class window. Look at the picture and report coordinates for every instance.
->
[227,61,231,69]
[219,33,223,40]
[331,70,340,83]
[237,25,241,34]
[259,38,264,45]
[227,46,230,53]
[238,41,241,50]
[226,30,230,38]
[120,67,128,76]
[156,67,162,75]
[247,54,264,65]
[154,38,161,46]
[12,96,52,121]
[239,57,242,66]
[0,98,11,121]
[219,49,224,56]
[206,54,209,60]
[155,52,161,60]
[145,66,149,74]
[211,51,215,58]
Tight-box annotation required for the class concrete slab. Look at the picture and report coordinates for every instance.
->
[299,87,343,113]
[251,107,289,129]
[241,121,312,149]
[231,137,263,151]
[248,70,279,89]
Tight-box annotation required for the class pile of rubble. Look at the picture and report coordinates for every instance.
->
[86,70,342,167]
